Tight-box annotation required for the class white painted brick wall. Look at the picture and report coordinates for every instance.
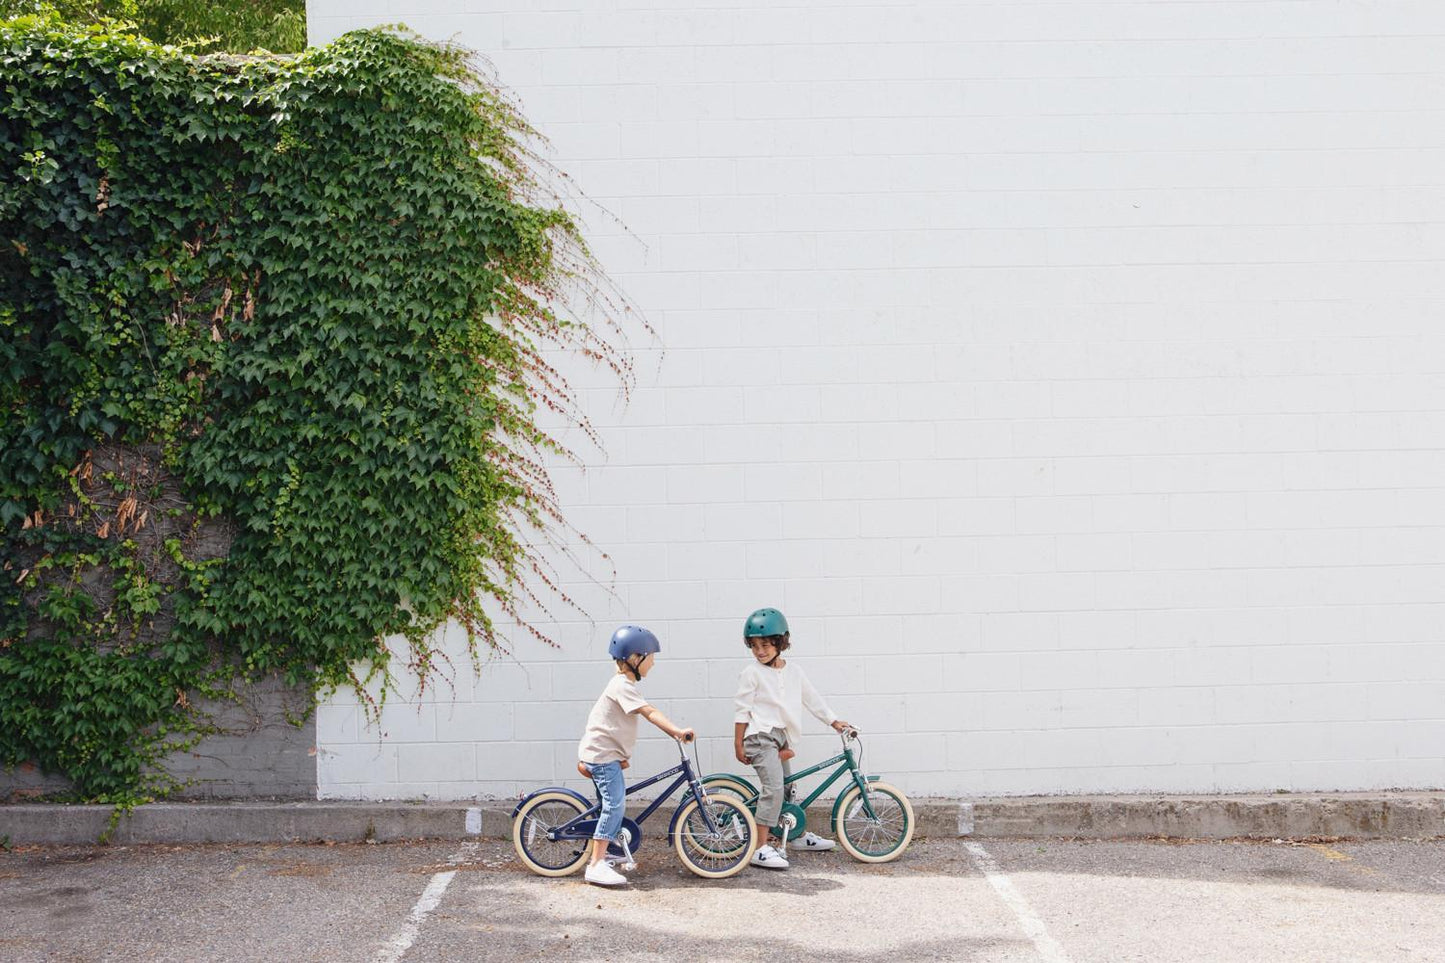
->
[309,0,1445,801]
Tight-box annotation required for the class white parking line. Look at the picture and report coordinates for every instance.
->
[964,841,1073,963]
[375,842,478,963]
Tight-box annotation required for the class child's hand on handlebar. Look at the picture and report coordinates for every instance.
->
[677,728,695,743]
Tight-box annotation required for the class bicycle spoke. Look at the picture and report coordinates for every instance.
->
[679,802,750,872]
[843,793,907,856]
[521,802,587,870]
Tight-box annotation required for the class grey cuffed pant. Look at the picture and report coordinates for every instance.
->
[743,727,794,833]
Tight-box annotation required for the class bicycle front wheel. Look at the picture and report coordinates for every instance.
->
[672,796,757,879]
[833,782,915,863]
[513,791,590,876]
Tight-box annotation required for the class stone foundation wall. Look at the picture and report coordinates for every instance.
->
[2,672,315,801]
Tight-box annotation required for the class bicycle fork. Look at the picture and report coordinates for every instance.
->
[845,777,882,822]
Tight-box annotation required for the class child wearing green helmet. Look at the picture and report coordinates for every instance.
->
[576,624,695,887]
[734,607,852,870]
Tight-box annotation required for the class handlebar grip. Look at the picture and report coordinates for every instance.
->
[680,731,696,743]
[845,728,860,740]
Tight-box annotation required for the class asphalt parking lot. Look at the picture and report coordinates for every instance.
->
[4,836,1444,962]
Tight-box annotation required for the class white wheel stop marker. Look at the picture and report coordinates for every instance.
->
[375,842,478,963]
[957,800,975,836]
[964,841,1072,963]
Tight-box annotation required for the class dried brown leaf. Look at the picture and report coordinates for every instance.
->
[212,283,233,322]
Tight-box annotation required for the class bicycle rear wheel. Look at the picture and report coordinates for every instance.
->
[672,796,756,879]
[698,773,756,806]
[513,791,590,876]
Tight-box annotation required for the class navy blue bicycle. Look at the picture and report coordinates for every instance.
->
[512,736,758,879]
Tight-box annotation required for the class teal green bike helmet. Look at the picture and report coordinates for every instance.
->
[744,607,789,639]
[743,608,790,662]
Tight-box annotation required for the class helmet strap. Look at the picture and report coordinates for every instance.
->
[624,654,643,681]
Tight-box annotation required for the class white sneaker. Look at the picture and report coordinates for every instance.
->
[796,831,836,851]
[750,845,790,870]
[584,861,628,887]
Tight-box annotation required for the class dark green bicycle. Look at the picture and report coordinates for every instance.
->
[700,728,915,863]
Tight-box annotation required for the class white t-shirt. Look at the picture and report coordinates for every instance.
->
[577,673,650,765]
[733,660,836,749]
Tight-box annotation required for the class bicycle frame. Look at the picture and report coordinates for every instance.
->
[736,737,882,822]
[549,747,723,841]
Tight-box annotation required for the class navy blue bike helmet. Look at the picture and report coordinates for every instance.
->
[608,625,661,661]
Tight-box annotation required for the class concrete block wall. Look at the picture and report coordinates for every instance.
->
[308,1,1445,801]
[2,672,317,801]
[160,673,318,799]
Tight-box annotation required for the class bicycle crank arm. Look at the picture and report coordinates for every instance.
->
[606,830,638,872]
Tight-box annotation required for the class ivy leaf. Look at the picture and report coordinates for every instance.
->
[0,18,640,807]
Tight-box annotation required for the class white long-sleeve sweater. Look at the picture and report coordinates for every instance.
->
[733,660,836,748]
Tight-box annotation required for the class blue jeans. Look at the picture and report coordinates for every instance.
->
[589,760,626,841]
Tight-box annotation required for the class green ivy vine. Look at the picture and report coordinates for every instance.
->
[0,2,307,54]
[0,16,634,806]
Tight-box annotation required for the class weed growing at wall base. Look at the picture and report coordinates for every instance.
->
[0,16,634,808]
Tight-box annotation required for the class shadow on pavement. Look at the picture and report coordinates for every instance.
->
[438,882,1032,963]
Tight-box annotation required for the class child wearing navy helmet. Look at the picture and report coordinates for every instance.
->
[576,624,694,887]
[734,607,851,870]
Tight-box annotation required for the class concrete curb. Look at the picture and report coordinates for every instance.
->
[4,792,1443,846]
[969,791,1445,840]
